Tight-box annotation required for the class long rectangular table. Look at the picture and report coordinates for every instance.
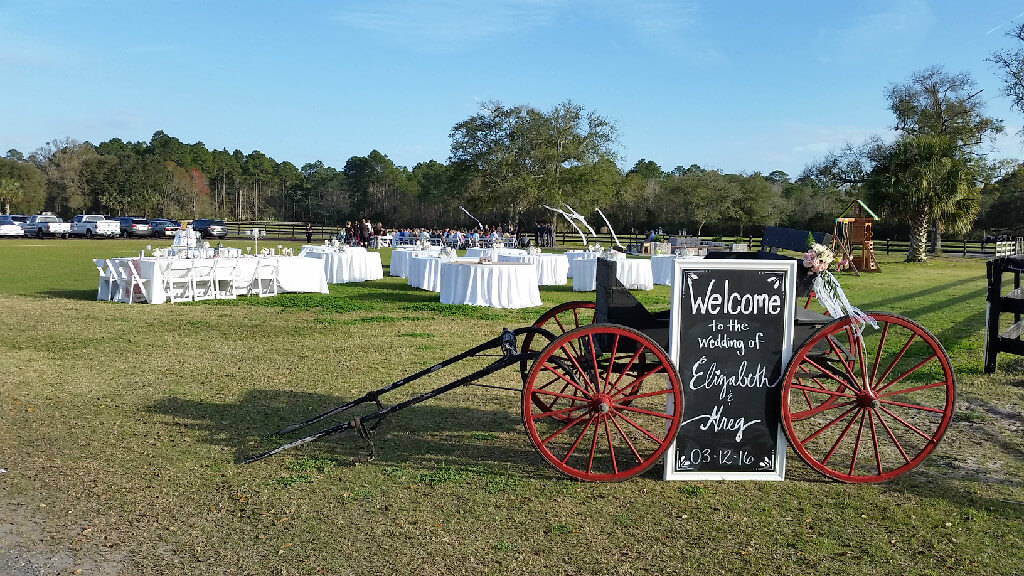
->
[105,256,328,304]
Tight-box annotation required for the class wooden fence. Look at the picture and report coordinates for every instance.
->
[224,221,1022,258]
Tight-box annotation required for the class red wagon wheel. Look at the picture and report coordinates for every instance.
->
[781,313,955,483]
[520,301,597,421]
[522,324,683,482]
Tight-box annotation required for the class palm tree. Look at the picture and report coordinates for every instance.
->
[865,135,979,262]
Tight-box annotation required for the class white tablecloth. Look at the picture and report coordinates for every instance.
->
[107,256,328,304]
[165,246,242,258]
[571,257,654,291]
[300,249,383,283]
[439,261,542,309]
[497,253,569,285]
[650,255,705,285]
[407,255,476,292]
[564,251,598,278]
[390,247,441,277]
[464,247,526,261]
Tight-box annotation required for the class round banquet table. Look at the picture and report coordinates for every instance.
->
[390,247,441,277]
[564,250,598,278]
[497,253,568,285]
[301,249,383,283]
[650,254,705,285]
[439,261,542,309]
[571,257,654,292]
[407,255,476,292]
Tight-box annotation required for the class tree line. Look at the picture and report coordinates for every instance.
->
[5,44,1024,259]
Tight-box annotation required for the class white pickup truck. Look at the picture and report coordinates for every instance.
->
[69,214,120,238]
[22,213,72,239]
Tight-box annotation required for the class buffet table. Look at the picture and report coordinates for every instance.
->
[497,253,569,285]
[571,257,654,291]
[439,261,542,309]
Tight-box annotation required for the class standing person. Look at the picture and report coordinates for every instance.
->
[305,222,313,244]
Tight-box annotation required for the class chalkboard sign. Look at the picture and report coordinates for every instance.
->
[664,259,795,480]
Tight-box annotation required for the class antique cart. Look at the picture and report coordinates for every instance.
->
[248,254,955,484]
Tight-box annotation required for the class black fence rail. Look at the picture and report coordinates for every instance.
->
[224,221,1021,258]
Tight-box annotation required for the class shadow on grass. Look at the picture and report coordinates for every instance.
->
[146,388,551,474]
[39,288,99,300]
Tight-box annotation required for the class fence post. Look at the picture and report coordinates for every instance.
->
[963,239,967,257]
[886,238,890,254]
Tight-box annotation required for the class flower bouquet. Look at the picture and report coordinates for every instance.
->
[802,243,876,333]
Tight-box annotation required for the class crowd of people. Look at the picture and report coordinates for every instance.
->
[302,219,573,250]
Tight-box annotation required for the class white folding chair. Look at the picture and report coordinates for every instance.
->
[212,259,238,299]
[107,259,129,303]
[191,260,217,301]
[94,258,113,301]
[122,259,150,304]
[250,258,279,297]
[165,259,195,303]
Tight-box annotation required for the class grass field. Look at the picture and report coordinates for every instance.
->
[0,238,1022,575]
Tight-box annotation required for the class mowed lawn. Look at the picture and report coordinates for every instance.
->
[0,238,1022,575]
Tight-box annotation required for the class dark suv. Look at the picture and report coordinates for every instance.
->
[191,218,228,238]
[114,217,153,238]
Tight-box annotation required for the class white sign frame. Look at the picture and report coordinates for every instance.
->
[663,259,796,481]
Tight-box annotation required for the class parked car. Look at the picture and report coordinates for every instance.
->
[23,213,72,238]
[150,218,181,237]
[0,215,25,237]
[191,218,228,238]
[69,214,120,238]
[113,216,153,238]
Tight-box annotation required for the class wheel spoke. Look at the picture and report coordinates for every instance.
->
[557,418,593,464]
[586,418,600,473]
[541,413,592,446]
[608,362,664,400]
[849,411,867,476]
[825,333,861,392]
[538,362,591,398]
[878,406,940,442]
[603,334,621,394]
[616,387,674,404]
[821,409,861,466]
[613,403,675,420]
[800,406,857,445]
[608,346,645,394]
[873,332,917,390]
[611,410,664,443]
[608,414,643,465]
[603,418,618,475]
[878,398,945,414]
[873,409,912,464]
[869,411,883,475]
[796,357,860,395]
[869,321,891,387]
[874,354,938,395]
[877,380,949,399]
[788,399,857,421]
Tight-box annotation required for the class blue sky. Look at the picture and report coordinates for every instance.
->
[3,0,1024,177]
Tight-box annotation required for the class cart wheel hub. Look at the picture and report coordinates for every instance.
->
[592,394,613,414]
[855,390,879,409]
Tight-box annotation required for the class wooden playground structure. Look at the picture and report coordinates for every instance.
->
[832,200,880,273]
